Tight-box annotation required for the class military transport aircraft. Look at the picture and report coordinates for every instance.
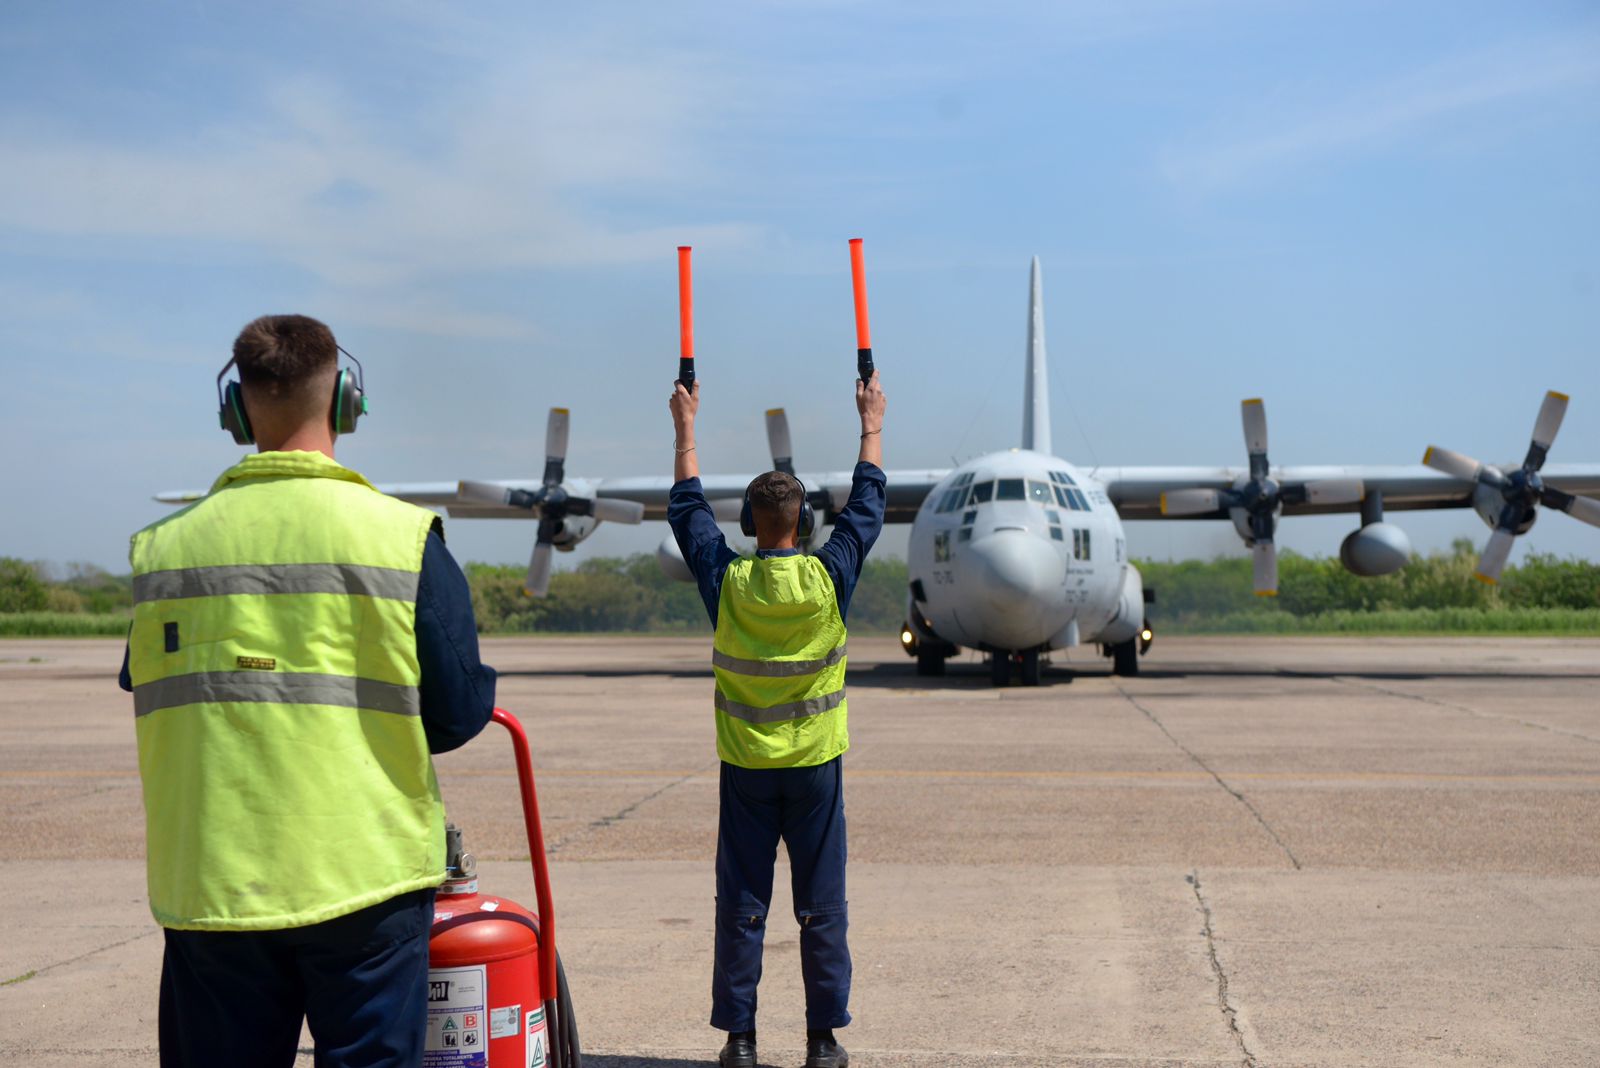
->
[157,259,1600,686]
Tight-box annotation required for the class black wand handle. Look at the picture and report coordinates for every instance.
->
[678,358,695,392]
[857,348,875,383]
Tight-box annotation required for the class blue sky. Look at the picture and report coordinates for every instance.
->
[2,0,1597,573]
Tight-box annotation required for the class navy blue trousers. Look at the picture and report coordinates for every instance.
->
[712,757,851,1033]
[159,888,435,1068]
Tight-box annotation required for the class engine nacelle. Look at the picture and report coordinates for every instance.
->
[1095,564,1146,645]
[656,535,695,583]
[1339,522,1411,576]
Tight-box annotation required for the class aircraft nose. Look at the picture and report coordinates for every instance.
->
[965,529,1063,645]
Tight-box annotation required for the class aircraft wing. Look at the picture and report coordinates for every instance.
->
[1094,463,1600,520]
[377,467,950,524]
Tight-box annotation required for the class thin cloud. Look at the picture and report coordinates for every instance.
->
[1163,33,1600,191]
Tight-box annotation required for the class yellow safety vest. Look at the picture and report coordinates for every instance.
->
[712,554,848,769]
[128,451,445,931]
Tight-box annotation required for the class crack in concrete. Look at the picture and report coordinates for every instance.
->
[1115,684,1302,870]
[547,764,716,855]
[10,928,160,984]
[1188,870,1258,1068]
[1329,676,1600,745]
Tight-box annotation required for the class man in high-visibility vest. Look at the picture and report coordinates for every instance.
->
[668,371,887,1068]
[119,315,496,1068]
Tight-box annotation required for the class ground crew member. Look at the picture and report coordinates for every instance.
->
[668,372,888,1068]
[118,314,496,1068]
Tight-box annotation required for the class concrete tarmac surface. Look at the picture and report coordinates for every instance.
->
[3,634,1598,1066]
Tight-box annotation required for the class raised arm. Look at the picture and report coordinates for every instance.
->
[856,371,885,467]
[672,380,701,482]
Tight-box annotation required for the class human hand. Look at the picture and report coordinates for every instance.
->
[670,380,700,436]
[855,371,885,432]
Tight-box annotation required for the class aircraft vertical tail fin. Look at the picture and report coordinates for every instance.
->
[1022,256,1052,455]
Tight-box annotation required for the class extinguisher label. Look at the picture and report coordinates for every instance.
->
[525,1006,549,1068]
[424,964,488,1067]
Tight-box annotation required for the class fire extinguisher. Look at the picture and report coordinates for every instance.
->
[426,707,581,1068]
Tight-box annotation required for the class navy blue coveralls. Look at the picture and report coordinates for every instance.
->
[668,462,887,1033]
[120,530,496,1068]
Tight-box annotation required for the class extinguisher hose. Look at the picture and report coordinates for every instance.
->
[546,951,580,1068]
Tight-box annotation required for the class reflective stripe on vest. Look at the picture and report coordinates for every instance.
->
[128,451,444,932]
[133,671,421,718]
[714,686,845,725]
[711,554,849,769]
[133,562,420,603]
[711,645,847,678]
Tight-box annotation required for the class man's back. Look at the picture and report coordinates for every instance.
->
[130,450,446,930]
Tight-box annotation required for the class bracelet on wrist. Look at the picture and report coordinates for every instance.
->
[860,427,882,437]
[674,442,696,454]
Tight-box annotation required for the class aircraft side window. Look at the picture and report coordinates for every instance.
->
[957,527,972,542]
[956,471,974,487]
[1054,485,1073,509]
[1054,470,1077,486]
[996,478,1025,501]
[1071,489,1091,511]
[1028,481,1052,504]
[934,530,951,562]
[1046,509,1060,524]
[961,509,977,526]
[940,489,964,512]
[970,481,994,504]
[1050,527,1064,541]
[1071,529,1091,560]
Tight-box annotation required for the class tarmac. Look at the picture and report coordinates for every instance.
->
[2,634,1597,1066]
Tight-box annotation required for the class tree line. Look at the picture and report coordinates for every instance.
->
[1,543,1595,636]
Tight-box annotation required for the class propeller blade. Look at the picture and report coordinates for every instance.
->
[765,408,796,476]
[1529,390,1568,451]
[458,480,512,506]
[1241,398,1269,480]
[543,407,570,487]
[1421,446,1483,482]
[524,540,554,597]
[1474,527,1515,585]
[711,497,745,523]
[1253,540,1278,596]
[1159,488,1222,517]
[1543,487,1600,529]
[1301,478,1364,507]
[591,497,646,524]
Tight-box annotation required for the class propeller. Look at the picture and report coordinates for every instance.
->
[1159,398,1364,595]
[763,407,826,545]
[1423,390,1598,584]
[457,407,645,596]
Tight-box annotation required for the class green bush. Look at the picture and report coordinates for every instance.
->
[0,558,48,613]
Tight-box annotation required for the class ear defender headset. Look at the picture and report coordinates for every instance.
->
[740,473,816,540]
[217,346,368,445]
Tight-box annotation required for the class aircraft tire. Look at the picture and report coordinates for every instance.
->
[989,652,1012,687]
[1111,639,1139,677]
[916,648,946,677]
[1019,649,1041,687]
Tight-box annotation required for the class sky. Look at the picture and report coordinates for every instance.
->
[1,0,1597,575]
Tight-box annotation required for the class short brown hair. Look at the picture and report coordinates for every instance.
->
[747,471,803,534]
[232,315,337,388]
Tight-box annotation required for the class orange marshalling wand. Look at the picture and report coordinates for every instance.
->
[677,245,695,390]
[849,238,874,381]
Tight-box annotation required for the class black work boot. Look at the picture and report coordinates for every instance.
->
[805,1028,849,1068]
[718,1030,757,1068]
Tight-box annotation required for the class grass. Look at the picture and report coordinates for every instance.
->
[1159,607,1600,637]
[0,612,130,637]
[1,970,36,987]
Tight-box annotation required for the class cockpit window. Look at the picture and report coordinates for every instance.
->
[996,478,1026,501]
[1028,481,1052,504]
[1050,470,1077,487]
[969,481,994,504]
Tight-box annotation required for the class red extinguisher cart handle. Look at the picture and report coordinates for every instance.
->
[491,707,558,1008]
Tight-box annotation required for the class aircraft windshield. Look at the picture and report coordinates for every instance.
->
[996,479,1026,501]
